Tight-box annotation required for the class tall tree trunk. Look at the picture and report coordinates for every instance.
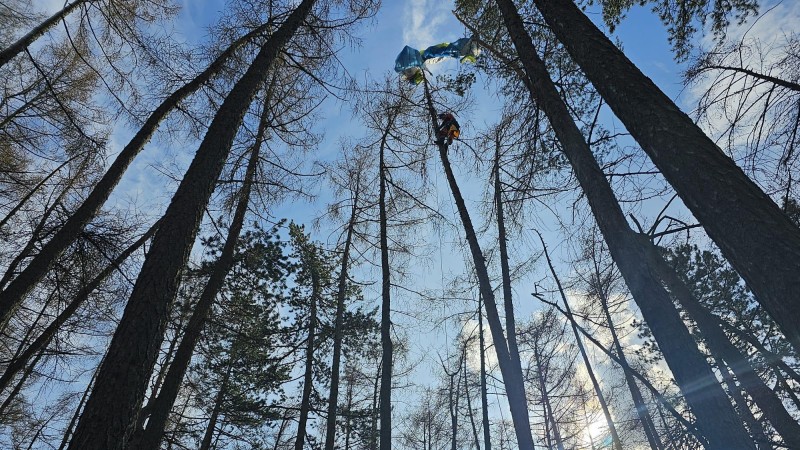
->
[527,0,800,352]
[421,77,535,449]
[476,296,493,450]
[0,17,279,326]
[199,364,232,450]
[0,220,158,393]
[645,247,800,448]
[379,115,394,450]
[0,349,44,416]
[594,271,662,450]
[532,343,563,450]
[0,0,91,69]
[325,183,360,450]
[494,147,522,394]
[718,363,771,450]
[137,94,272,450]
[66,3,315,448]
[483,3,755,447]
[59,355,103,450]
[464,346,482,450]
[294,247,321,450]
[541,237,623,450]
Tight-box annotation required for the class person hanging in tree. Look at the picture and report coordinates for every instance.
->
[436,112,460,146]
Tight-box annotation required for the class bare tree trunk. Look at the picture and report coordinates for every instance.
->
[0,221,157,393]
[325,181,360,450]
[478,297,492,450]
[422,74,535,448]
[528,0,800,352]
[379,115,393,450]
[66,3,315,447]
[199,364,232,450]
[294,246,321,450]
[0,349,44,416]
[481,3,754,446]
[0,16,280,326]
[594,271,662,450]
[0,0,91,69]
[532,343,563,450]
[537,211,620,450]
[464,346,482,450]
[137,94,271,450]
[59,356,103,450]
[718,363,771,450]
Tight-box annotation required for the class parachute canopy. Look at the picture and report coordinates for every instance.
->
[394,36,480,83]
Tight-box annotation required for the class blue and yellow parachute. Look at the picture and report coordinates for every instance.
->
[394,36,480,84]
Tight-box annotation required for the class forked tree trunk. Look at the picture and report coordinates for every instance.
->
[66,2,315,448]
[421,76,536,449]
[527,0,800,352]
[485,3,754,447]
[0,16,280,327]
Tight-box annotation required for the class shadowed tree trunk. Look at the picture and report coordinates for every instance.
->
[379,109,394,450]
[483,2,754,446]
[421,76,536,449]
[135,93,271,450]
[538,234,622,450]
[0,221,158,393]
[66,2,316,448]
[526,0,800,352]
[645,246,800,448]
[591,268,662,450]
[325,178,360,450]
[294,239,322,450]
[531,341,563,450]
[0,17,280,327]
[198,363,233,450]
[0,0,91,69]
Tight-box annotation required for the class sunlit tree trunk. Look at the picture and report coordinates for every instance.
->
[528,0,800,352]
[66,2,315,447]
[0,0,91,69]
[478,296,492,450]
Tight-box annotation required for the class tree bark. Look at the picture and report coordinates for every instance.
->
[0,221,158,393]
[0,16,279,327]
[0,0,91,69]
[421,76,536,449]
[529,0,800,352]
[198,364,232,450]
[66,2,315,448]
[594,272,662,450]
[294,245,321,450]
[136,92,270,450]
[324,181,360,450]
[487,2,755,447]
[379,112,394,450]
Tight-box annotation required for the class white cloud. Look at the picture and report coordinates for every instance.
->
[402,0,452,50]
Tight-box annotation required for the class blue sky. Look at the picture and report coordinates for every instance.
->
[32,0,800,444]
